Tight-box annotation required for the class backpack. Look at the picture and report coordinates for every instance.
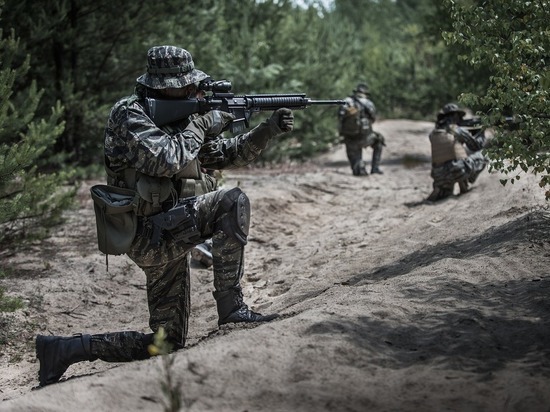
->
[339,105,362,136]
[339,97,373,136]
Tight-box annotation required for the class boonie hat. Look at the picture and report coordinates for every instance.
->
[437,103,466,120]
[354,83,370,94]
[136,46,208,89]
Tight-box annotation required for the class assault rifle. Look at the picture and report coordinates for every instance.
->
[458,116,518,133]
[145,78,345,133]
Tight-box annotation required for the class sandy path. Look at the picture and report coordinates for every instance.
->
[1,119,549,411]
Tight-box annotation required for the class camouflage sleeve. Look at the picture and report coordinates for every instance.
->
[448,124,484,152]
[197,132,264,170]
[364,99,377,122]
[104,99,203,177]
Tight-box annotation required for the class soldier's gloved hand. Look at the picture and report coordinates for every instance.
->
[247,108,294,150]
[185,110,235,141]
[270,108,294,134]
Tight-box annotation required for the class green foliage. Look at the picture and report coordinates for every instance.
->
[2,0,456,164]
[444,0,550,199]
[2,0,174,165]
[0,287,23,312]
[0,269,23,313]
[331,0,457,119]
[2,0,544,195]
[0,19,76,247]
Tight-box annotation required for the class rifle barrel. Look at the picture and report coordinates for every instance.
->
[246,95,345,110]
[309,99,346,105]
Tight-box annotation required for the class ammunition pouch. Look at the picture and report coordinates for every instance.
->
[171,158,217,198]
[90,185,137,255]
[135,174,174,216]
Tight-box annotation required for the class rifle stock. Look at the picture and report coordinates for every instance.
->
[145,89,345,133]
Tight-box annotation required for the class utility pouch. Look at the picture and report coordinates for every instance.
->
[360,117,373,135]
[90,184,137,255]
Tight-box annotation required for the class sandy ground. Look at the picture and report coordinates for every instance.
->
[0,119,549,412]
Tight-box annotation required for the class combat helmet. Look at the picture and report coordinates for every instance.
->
[354,82,370,95]
[136,46,208,89]
[437,103,466,120]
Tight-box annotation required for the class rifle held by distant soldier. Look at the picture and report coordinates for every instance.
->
[459,115,518,133]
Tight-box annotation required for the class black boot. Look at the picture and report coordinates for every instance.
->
[427,185,453,202]
[352,160,368,176]
[371,145,383,174]
[36,334,96,386]
[213,286,279,326]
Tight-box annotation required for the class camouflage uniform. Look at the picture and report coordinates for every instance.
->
[427,103,488,201]
[35,46,293,386]
[338,83,386,175]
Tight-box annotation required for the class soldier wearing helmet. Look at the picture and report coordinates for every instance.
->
[427,103,488,201]
[338,82,386,176]
[35,45,294,386]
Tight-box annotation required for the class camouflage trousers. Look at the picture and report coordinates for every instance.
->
[343,131,385,175]
[428,151,488,201]
[90,188,246,362]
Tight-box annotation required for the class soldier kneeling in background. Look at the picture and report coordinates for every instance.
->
[427,103,488,202]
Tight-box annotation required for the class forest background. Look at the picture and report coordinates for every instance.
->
[0,0,549,313]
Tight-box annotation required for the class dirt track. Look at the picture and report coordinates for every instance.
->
[1,119,549,411]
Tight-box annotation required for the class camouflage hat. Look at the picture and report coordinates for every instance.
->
[437,103,466,120]
[136,46,208,89]
[354,83,369,94]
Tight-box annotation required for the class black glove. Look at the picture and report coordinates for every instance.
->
[185,110,235,141]
[270,108,294,133]
[247,108,294,150]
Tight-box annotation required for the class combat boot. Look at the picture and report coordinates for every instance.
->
[213,286,278,326]
[36,334,96,386]
[427,186,453,202]
[371,145,383,174]
[352,161,368,176]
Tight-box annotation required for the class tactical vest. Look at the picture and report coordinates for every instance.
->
[104,95,217,216]
[105,158,216,217]
[429,128,467,166]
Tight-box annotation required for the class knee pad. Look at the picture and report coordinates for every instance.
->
[217,187,250,245]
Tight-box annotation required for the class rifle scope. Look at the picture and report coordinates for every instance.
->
[199,78,232,93]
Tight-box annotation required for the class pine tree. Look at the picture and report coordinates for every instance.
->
[0,26,75,249]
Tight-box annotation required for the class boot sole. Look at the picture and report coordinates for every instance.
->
[219,313,279,326]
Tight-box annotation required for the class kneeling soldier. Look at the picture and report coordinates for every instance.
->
[36,45,293,386]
